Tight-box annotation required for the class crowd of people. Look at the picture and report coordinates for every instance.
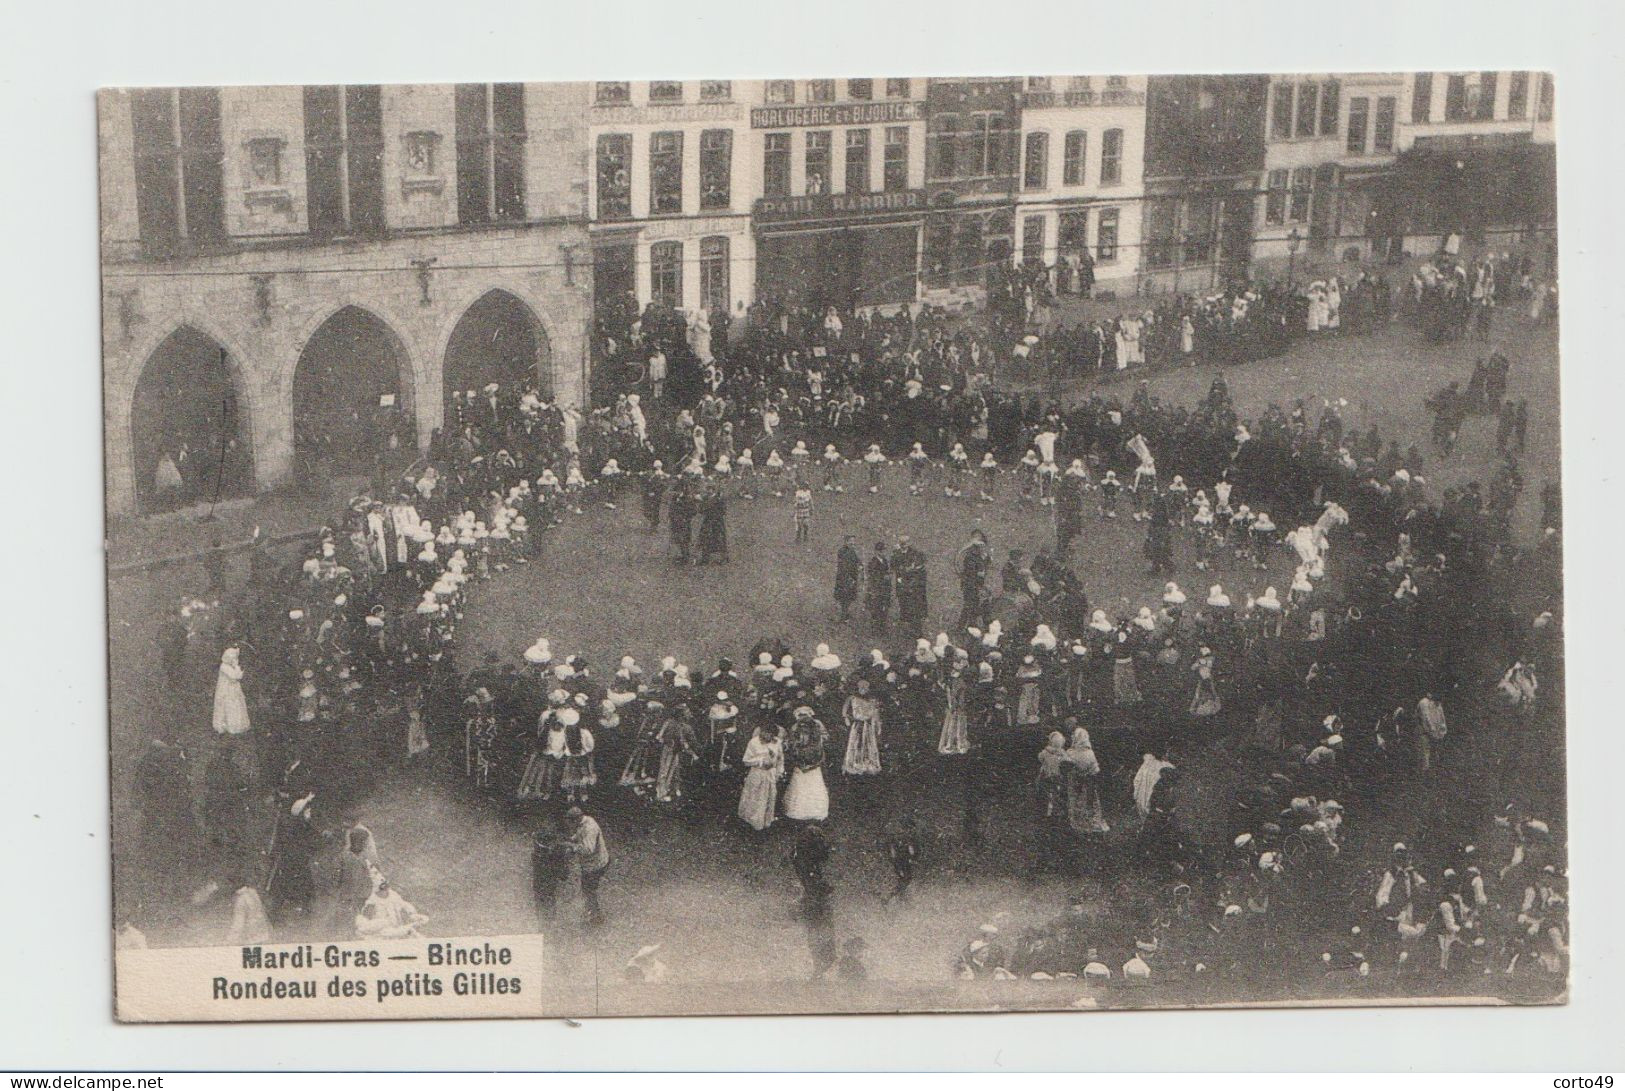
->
[128,251,1565,996]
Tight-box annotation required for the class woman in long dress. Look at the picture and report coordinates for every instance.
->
[516,707,568,802]
[1063,727,1109,833]
[1014,656,1043,728]
[1189,647,1222,717]
[618,702,665,793]
[212,647,252,736]
[841,678,883,775]
[688,307,713,364]
[783,708,830,821]
[559,716,597,803]
[937,665,971,755]
[654,707,700,804]
[1111,629,1142,707]
[737,724,784,831]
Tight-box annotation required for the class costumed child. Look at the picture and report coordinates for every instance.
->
[1098,469,1121,519]
[1213,477,1234,544]
[947,443,970,497]
[1037,456,1059,507]
[863,444,887,493]
[907,442,930,495]
[764,447,786,497]
[1018,448,1041,502]
[821,443,845,493]
[793,486,813,543]
[598,458,623,508]
[1230,504,1254,560]
[564,457,588,514]
[1190,491,1212,565]
[1166,474,1189,524]
[978,451,999,502]
[1249,511,1276,571]
[789,439,812,479]
[735,448,755,498]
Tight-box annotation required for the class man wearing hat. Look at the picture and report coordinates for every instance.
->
[864,541,893,629]
[893,535,929,637]
[956,530,990,631]
[834,534,862,622]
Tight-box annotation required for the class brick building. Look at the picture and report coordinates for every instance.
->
[99,83,592,517]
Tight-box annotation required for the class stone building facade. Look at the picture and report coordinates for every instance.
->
[1013,75,1147,297]
[99,83,592,516]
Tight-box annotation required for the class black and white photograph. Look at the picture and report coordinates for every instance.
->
[99,70,1567,1021]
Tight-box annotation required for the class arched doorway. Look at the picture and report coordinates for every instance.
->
[443,289,552,415]
[293,306,414,487]
[130,326,253,513]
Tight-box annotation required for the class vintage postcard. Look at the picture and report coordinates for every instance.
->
[102,73,1564,1021]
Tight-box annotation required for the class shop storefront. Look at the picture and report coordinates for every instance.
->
[753,189,925,311]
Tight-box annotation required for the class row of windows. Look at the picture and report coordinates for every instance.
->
[1019,206,1121,263]
[928,113,1017,181]
[597,126,911,219]
[1142,197,1221,269]
[648,236,731,313]
[1025,76,1130,92]
[595,79,912,106]
[764,127,910,198]
[1263,168,1317,226]
[1345,96,1397,155]
[1269,79,1342,140]
[1411,72,1555,124]
[132,83,527,251]
[1022,128,1125,190]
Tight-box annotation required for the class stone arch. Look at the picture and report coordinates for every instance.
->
[434,282,561,407]
[125,322,259,514]
[290,304,419,484]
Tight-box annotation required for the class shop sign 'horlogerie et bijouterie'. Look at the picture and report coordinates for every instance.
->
[750,101,924,128]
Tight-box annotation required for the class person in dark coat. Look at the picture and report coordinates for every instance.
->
[158,605,191,691]
[696,484,729,565]
[267,795,321,921]
[865,542,893,629]
[530,824,572,924]
[668,483,696,565]
[893,536,929,636]
[885,816,921,903]
[1056,475,1084,555]
[834,535,862,621]
[956,531,990,631]
[1144,493,1175,575]
[641,462,668,530]
[790,822,831,901]
[135,736,194,855]
[802,877,838,979]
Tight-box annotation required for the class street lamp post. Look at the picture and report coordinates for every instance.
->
[1287,227,1302,288]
